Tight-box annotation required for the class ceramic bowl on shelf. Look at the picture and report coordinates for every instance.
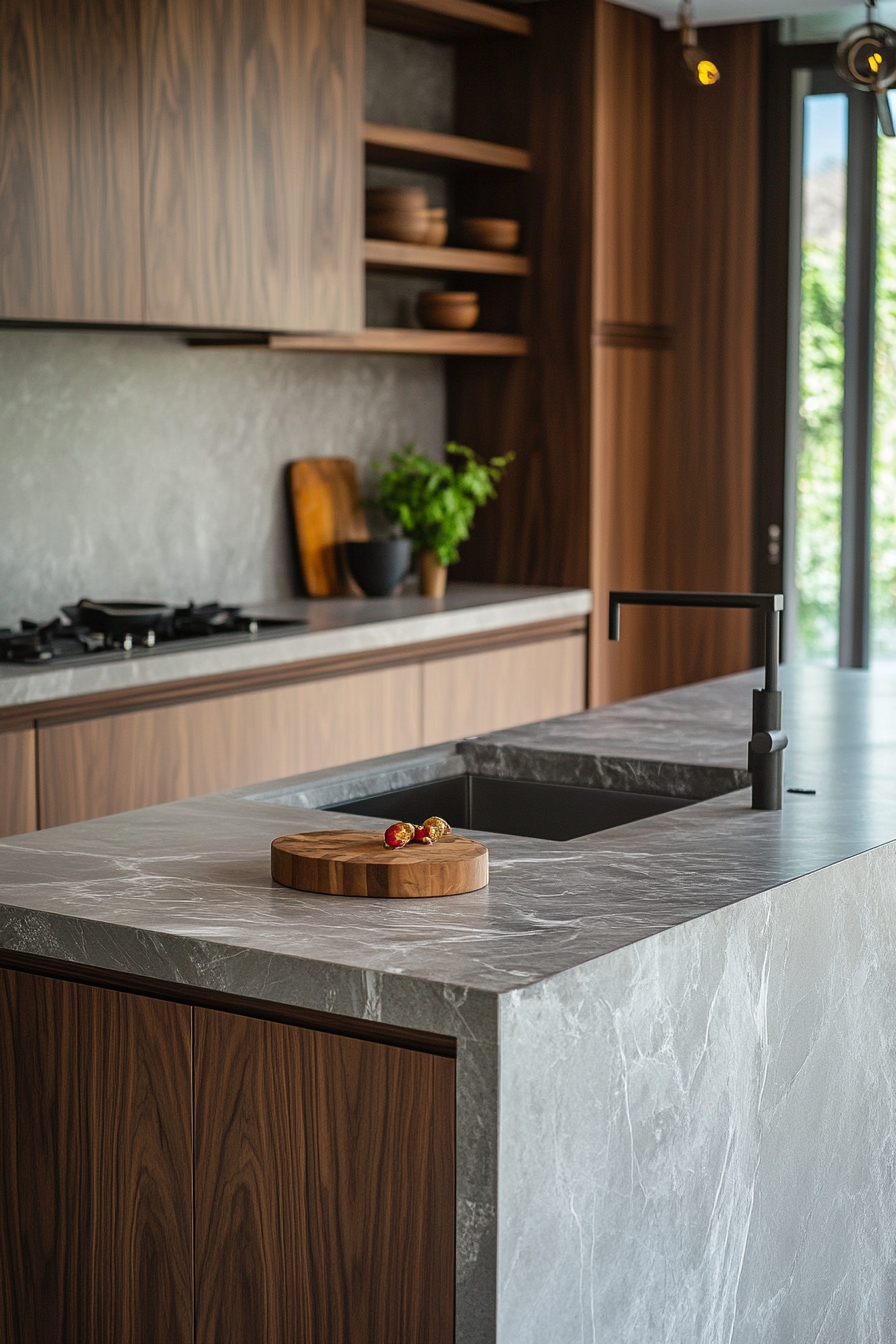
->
[346,538,413,597]
[416,290,480,330]
[365,187,428,212]
[366,209,431,243]
[423,208,448,247]
[459,217,520,252]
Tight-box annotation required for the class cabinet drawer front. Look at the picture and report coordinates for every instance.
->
[422,632,586,744]
[193,1009,455,1344]
[38,663,422,828]
[141,0,363,330]
[0,728,37,837]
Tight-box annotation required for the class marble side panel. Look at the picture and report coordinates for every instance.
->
[497,843,896,1343]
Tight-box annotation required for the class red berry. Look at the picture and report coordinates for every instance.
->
[384,821,414,849]
[413,825,434,845]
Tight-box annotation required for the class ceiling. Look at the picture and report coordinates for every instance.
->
[611,0,861,29]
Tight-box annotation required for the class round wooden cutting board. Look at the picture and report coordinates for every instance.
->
[271,830,489,899]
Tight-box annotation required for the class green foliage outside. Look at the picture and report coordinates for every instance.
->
[795,236,845,661]
[872,137,896,659]
[371,442,514,567]
[797,131,896,662]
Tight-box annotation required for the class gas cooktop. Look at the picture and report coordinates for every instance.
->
[0,600,308,667]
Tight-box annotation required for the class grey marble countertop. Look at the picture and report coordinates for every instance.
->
[2,663,895,1001]
[0,582,591,709]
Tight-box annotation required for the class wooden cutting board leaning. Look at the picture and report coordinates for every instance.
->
[271,830,489,898]
[288,457,369,596]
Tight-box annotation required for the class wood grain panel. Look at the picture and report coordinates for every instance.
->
[0,969,193,1343]
[270,328,527,353]
[366,0,530,40]
[421,632,585,743]
[194,1008,455,1344]
[142,0,363,330]
[38,663,423,827]
[0,0,142,321]
[590,9,761,702]
[0,727,37,837]
[648,24,761,691]
[450,0,595,599]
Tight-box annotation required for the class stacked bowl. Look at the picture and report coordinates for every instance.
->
[366,188,446,246]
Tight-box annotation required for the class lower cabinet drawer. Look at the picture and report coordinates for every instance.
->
[0,728,38,838]
[38,663,422,829]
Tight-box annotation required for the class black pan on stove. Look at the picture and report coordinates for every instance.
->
[62,599,176,642]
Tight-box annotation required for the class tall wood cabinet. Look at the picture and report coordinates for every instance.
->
[0,964,456,1344]
[0,0,363,329]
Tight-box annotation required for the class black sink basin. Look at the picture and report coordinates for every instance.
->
[328,774,694,842]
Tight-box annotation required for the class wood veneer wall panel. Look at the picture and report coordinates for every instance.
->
[450,0,595,592]
[421,633,586,744]
[38,664,423,828]
[141,0,363,330]
[0,727,37,836]
[0,970,193,1344]
[649,24,761,691]
[193,1009,455,1344]
[0,0,142,321]
[591,11,761,702]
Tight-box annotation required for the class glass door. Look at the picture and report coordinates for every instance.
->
[787,69,896,666]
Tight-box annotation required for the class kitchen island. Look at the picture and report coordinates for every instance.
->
[2,663,896,1342]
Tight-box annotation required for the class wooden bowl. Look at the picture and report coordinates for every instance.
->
[416,290,479,330]
[366,209,431,244]
[366,187,428,212]
[459,217,520,252]
[422,208,448,247]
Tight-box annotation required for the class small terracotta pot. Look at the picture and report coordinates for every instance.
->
[365,187,428,211]
[422,208,448,247]
[366,209,430,244]
[459,217,520,252]
[419,549,448,598]
[416,291,479,331]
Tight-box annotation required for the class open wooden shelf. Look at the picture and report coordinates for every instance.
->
[269,329,527,355]
[364,237,529,275]
[367,0,530,39]
[364,122,531,172]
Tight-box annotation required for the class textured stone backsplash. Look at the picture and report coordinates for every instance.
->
[0,329,444,626]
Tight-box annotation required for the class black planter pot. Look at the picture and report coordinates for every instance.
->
[346,538,413,597]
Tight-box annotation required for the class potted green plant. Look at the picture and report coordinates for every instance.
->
[371,442,513,597]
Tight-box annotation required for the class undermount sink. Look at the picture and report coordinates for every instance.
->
[328,774,694,842]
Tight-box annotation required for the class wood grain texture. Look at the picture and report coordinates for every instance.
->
[421,632,586,743]
[271,328,527,353]
[364,121,531,171]
[590,8,761,703]
[0,727,37,837]
[272,829,488,897]
[367,0,530,40]
[141,0,363,330]
[364,237,529,275]
[38,662,423,828]
[450,0,595,597]
[194,1008,455,1344]
[0,969,193,1344]
[288,458,368,597]
[0,0,142,321]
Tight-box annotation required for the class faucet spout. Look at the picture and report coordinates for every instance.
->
[608,590,787,810]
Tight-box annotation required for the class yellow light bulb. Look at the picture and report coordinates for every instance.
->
[697,58,720,85]
[871,50,883,71]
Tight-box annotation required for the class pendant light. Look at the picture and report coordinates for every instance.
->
[835,0,896,136]
[678,0,720,87]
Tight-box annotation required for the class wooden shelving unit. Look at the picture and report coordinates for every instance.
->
[269,330,527,355]
[363,122,530,173]
[366,0,530,40]
[364,238,529,275]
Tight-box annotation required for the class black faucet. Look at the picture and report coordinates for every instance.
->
[608,591,787,810]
